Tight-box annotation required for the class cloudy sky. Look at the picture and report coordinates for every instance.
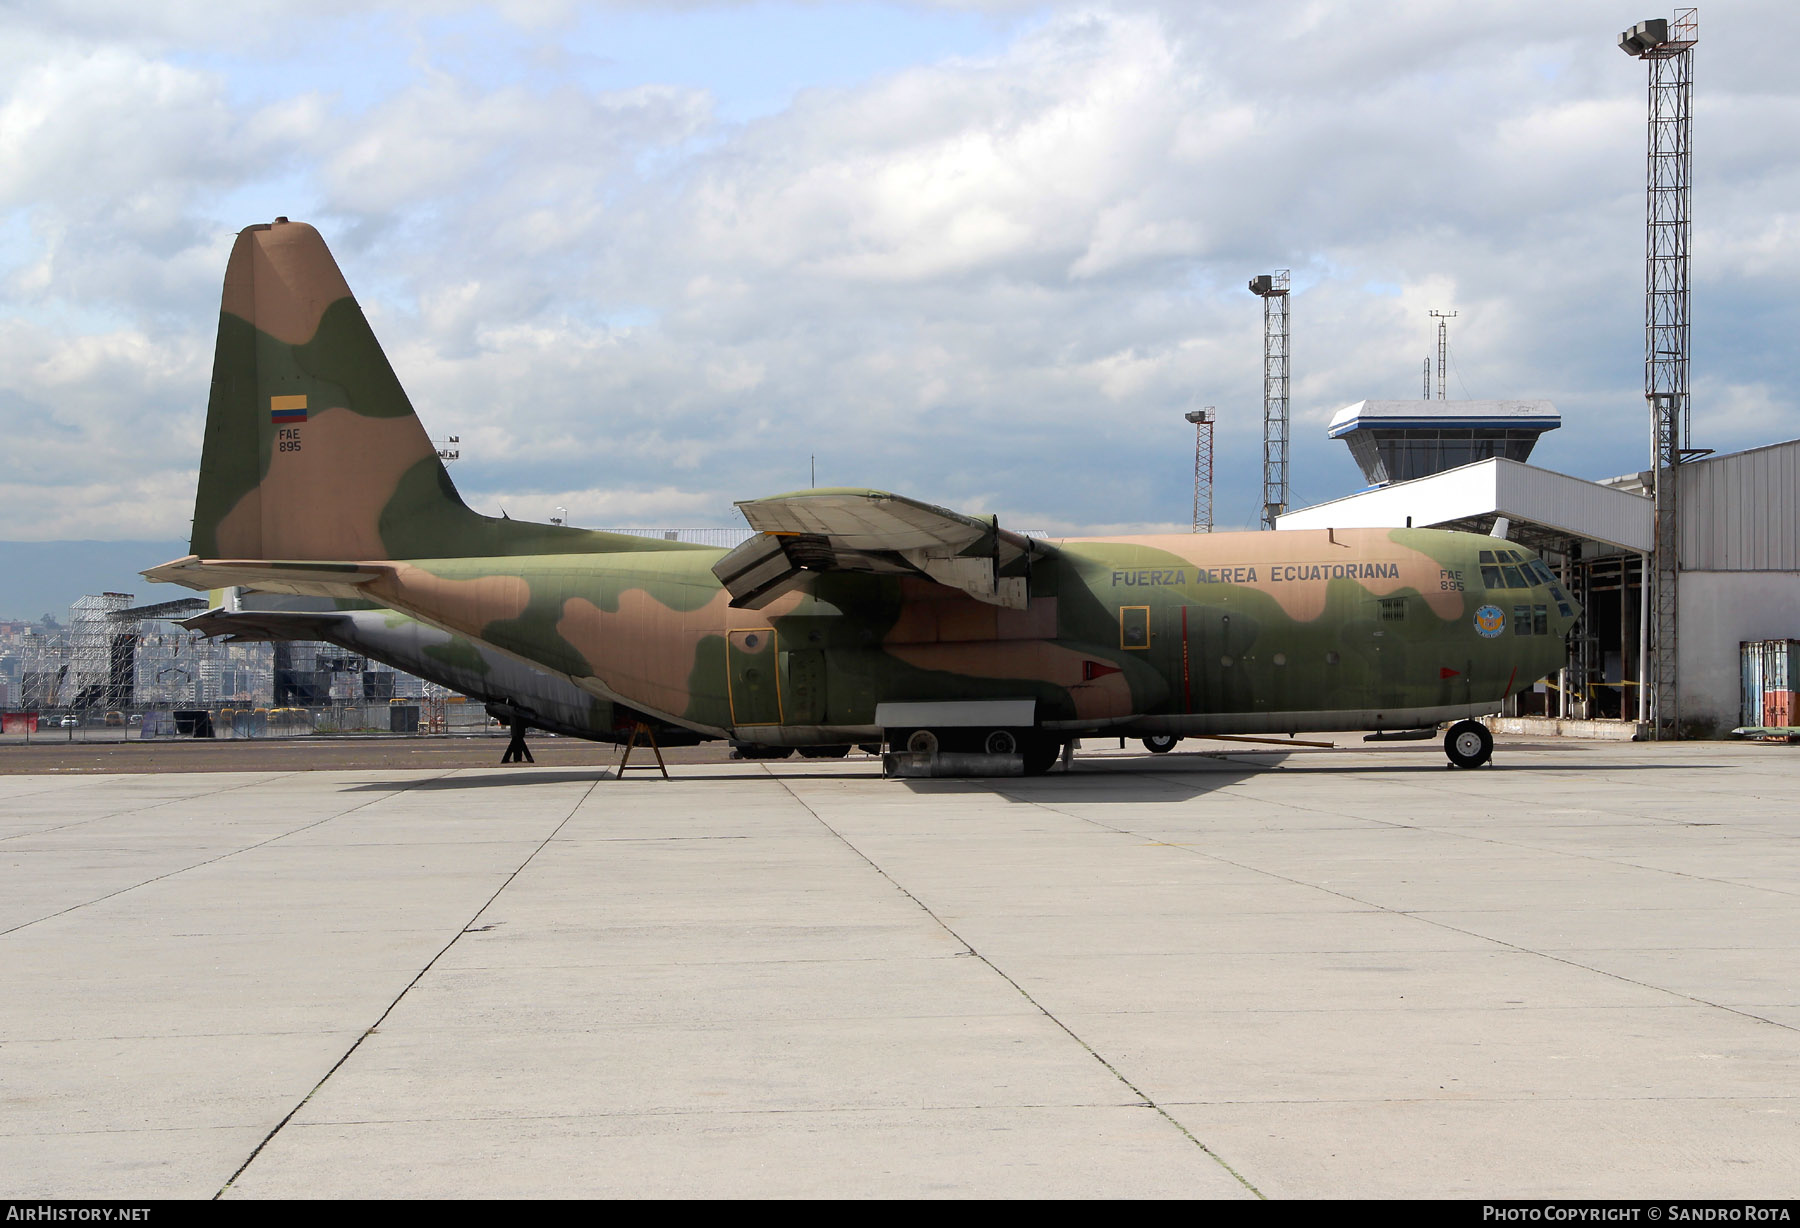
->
[3,0,1797,554]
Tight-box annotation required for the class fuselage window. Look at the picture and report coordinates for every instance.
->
[1534,604,1548,635]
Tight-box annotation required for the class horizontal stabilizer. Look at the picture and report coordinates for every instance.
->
[180,606,351,643]
[142,555,390,599]
[714,489,1052,610]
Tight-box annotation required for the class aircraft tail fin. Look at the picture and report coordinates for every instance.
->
[191,219,703,562]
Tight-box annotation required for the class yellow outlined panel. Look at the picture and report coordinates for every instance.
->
[726,627,784,726]
[1119,605,1150,650]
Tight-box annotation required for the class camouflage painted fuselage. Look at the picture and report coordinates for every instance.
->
[146,219,1578,749]
[183,596,683,745]
[341,527,1571,745]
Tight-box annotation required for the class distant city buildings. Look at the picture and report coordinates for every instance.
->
[0,598,427,713]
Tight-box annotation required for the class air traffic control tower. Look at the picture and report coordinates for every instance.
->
[1328,399,1560,487]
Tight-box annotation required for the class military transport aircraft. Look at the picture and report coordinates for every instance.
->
[146,219,1580,775]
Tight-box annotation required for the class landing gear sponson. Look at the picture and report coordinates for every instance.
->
[875,699,1065,778]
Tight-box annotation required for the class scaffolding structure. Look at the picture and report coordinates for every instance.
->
[1620,8,1699,739]
[68,593,135,711]
[1249,271,1290,529]
[20,631,67,709]
[1185,407,1215,533]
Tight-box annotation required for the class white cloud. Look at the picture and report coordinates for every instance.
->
[3,0,1798,548]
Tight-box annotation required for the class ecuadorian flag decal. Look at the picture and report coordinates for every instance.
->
[270,395,308,424]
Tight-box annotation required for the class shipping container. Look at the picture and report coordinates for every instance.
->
[1740,639,1800,730]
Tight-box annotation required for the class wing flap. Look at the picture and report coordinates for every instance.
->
[714,490,1051,609]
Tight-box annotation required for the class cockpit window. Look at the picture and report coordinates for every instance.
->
[1501,565,1528,589]
[1478,549,1496,564]
[1481,565,1503,588]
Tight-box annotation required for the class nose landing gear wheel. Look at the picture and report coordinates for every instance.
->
[1444,720,1493,769]
[1142,734,1180,754]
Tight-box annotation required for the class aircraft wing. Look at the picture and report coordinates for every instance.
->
[712,489,1053,610]
[142,556,391,599]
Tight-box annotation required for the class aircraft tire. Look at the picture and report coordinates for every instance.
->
[984,729,1019,755]
[1020,734,1063,776]
[798,744,851,759]
[1444,720,1493,769]
[1143,734,1180,754]
[904,729,940,756]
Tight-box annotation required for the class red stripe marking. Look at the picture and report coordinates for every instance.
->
[1181,605,1192,713]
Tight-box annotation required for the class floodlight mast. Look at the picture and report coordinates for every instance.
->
[1620,7,1698,740]
[1184,407,1214,533]
[1429,310,1457,400]
[1249,271,1290,529]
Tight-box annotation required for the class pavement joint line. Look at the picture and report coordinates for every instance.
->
[215,769,603,1200]
[1166,768,1800,906]
[0,772,440,939]
[1082,748,1800,905]
[766,767,1267,1200]
[18,1088,1800,1143]
[1008,791,1800,1041]
[0,771,310,845]
[234,1100,1164,1129]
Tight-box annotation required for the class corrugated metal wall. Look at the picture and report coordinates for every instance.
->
[1680,438,1800,570]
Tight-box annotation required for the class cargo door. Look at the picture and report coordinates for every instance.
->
[781,648,827,726]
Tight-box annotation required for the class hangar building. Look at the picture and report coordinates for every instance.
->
[1280,400,1800,737]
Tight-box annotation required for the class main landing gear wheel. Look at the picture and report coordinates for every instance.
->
[983,729,1019,755]
[1444,720,1494,770]
[1020,735,1063,777]
[904,729,940,756]
[736,744,794,760]
[1142,734,1180,754]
